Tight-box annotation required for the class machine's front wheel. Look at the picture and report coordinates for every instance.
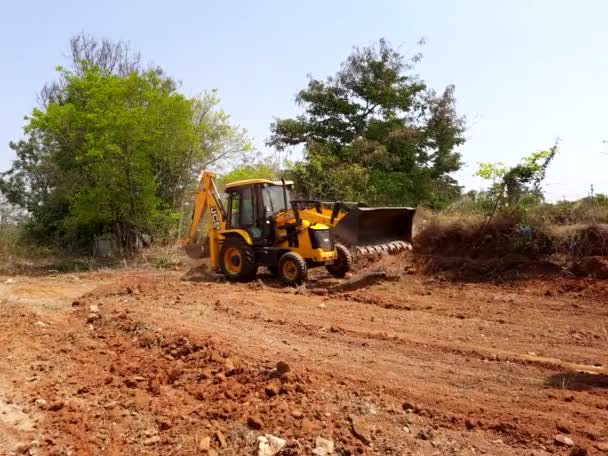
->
[219,236,258,282]
[326,243,352,278]
[278,252,307,285]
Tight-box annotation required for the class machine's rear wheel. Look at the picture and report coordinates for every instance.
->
[326,243,352,278]
[278,252,307,285]
[219,236,258,282]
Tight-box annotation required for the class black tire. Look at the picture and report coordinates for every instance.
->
[278,252,307,285]
[219,236,258,282]
[326,243,352,278]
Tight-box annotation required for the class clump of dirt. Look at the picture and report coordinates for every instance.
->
[43,298,382,454]
[353,250,415,275]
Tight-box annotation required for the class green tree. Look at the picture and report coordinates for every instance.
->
[269,39,465,207]
[220,160,277,186]
[23,64,198,247]
[475,143,559,217]
[1,35,252,251]
[169,90,253,239]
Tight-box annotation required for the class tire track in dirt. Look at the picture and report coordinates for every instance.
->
[87,273,607,452]
[1,269,607,454]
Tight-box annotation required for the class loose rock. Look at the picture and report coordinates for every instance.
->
[312,436,334,456]
[276,361,290,376]
[12,442,31,454]
[197,435,210,451]
[556,421,571,434]
[214,430,227,448]
[554,434,575,447]
[257,434,286,456]
[350,415,371,445]
[47,400,65,412]
[143,435,161,446]
[570,447,588,456]
[223,357,237,374]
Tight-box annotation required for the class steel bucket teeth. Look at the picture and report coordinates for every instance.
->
[350,241,412,258]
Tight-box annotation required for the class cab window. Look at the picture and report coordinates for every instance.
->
[228,187,255,227]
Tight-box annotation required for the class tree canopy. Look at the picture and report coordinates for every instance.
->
[269,39,465,207]
[219,161,277,187]
[1,34,251,251]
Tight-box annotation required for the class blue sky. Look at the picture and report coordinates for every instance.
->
[2,0,607,200]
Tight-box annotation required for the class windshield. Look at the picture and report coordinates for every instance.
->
[262,185,291,214]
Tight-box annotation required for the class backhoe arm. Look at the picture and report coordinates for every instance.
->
[182,170,226,265]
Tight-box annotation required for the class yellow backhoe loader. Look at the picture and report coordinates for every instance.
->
[182,170,415,284]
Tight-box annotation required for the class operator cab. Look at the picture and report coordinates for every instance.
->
[223,179,293,242]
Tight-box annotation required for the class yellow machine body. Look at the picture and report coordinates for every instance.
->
[181,170,414,283]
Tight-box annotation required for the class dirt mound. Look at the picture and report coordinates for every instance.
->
[414,217,553,259]
[553,224,608,257]
[414,254,564,281]
[413,219,608,280]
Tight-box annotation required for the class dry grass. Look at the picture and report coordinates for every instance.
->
[131,244,186,270]
[549,224,608,257]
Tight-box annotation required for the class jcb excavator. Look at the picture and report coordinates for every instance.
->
[182,170,415,284]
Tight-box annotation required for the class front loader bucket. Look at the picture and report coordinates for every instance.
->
[332,207,415,255]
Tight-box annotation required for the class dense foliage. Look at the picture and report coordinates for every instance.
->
[219,161,277,186]
[269,39,466,207]
[1,35,251,251]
